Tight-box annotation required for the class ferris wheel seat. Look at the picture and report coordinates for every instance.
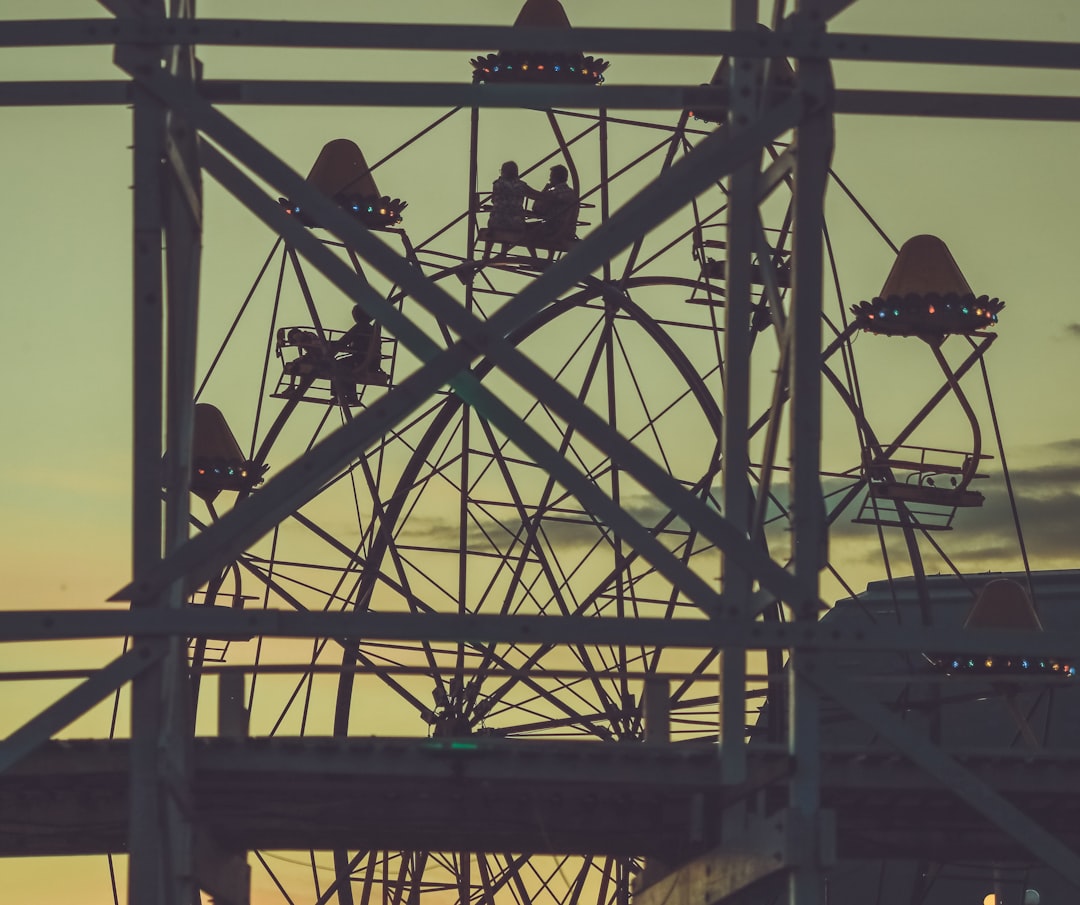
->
[868,480,985,508]
[274,325,391,403]
[478,226,579,261]
[698,255,791,288]
[693,229,791,287]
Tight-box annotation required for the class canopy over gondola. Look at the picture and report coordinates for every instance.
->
[470,0,608,85]
[851,235,1004,337]
[279,138,406,229]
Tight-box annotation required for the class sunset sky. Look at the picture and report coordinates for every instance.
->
[2,0,1079,902]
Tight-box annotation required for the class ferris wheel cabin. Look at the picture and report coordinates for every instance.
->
[927,578,1077,680]
[850,235,1005,524]
[471,0,600,260]
[688,35,795,292]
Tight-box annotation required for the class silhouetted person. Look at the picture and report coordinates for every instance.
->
[488,160,539,234]
[527,164,578,243]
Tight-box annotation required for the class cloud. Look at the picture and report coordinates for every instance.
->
[800,451,1080,576]
[397,493,702,555]
[1039,436,1080,457]
[317,448,1078,581]
[949,473,1080,561]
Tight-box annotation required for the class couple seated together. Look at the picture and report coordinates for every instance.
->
[487,161,579,248]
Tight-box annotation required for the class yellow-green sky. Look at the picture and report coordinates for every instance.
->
[2,1,1080,902]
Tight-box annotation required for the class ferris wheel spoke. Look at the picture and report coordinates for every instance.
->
[467,418,626,727]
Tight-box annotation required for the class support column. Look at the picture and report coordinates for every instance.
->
[125,0,202,902]
[721,0,762,808]
[787,1,835,901]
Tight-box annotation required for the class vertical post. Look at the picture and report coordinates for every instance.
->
[720,0,761,802]
[787,1,834,902]
[127,1,202,902]
[467,104,481,281]
[129,54,172,905]
[218,672,249,739]
[643,676,670,744]
[599,107,611,282]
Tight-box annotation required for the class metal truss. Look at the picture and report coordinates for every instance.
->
[3,1,1080,904]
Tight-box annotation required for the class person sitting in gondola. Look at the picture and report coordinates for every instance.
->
[283,327,332,391]
[488,161,540,236]
[526,164,578,245]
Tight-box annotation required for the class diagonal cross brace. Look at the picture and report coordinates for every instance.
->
[111,62,811,614]
[123,144,730,620]
[0,642,164,774]
[802,658,1080,889]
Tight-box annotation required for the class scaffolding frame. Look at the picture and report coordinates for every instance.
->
[3,1,1080,903]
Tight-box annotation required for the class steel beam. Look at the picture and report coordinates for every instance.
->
[719,0,764,794]
[202,81,731,111]
[120,5,199,901]
[7,607,1080,659]
[0,645,161,774]
[108,64,807,612]
[787,3,835,899]
[9,736,1080,859]
[8,82,1080,125]
[193,144,729,620]
[5,19,1080,70]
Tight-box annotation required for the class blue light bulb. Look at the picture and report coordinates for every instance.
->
[1022,659,1029,669]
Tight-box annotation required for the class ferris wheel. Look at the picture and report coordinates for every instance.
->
[177,5,1035,905]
